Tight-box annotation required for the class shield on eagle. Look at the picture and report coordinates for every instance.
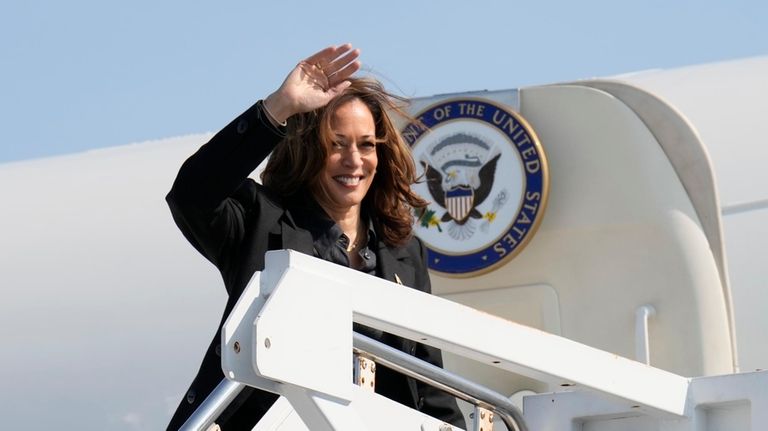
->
[445,185,474,222]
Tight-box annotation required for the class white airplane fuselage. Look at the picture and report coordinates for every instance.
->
[1,56,766,430]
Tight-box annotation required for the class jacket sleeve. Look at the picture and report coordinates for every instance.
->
[411,238,467,428]
[165,101,284,278]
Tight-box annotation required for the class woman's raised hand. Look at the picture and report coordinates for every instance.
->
[264,44,361,124]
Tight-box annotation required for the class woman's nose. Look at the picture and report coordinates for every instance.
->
[342,145,364,167]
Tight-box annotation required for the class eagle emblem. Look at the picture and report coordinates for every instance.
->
[402,97,548,276]
[420,133,502,240]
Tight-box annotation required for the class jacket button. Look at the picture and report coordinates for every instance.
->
[410,346,416,354]
[215,344,221,357]
[236,119,249,134]
[417,396,425,409]
[186,389,196,404]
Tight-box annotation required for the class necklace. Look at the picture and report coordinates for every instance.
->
[346,226,367,253]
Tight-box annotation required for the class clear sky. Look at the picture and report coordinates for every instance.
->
[1,0,766,163]
[1,3,767,430]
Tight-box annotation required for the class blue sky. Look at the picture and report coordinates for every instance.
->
[1,0,766,163]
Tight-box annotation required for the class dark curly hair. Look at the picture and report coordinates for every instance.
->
[261,77,427,246]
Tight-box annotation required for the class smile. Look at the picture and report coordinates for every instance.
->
[333,175,363,186]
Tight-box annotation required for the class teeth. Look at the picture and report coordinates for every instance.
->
[335,176,361,186]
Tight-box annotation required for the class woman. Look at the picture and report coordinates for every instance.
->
[166,44,465,430]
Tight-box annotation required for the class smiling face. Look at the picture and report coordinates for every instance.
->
[316,98,378,218]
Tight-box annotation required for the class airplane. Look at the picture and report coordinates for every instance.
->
[0,55,766,430]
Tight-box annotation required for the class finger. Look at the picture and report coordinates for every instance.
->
[328,60,361,88]
[327,80,352,98]
[303,45,339,65]
[304,43,353,68]
[323,48,361,76]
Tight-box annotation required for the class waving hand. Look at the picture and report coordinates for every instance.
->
[264,44,361,123]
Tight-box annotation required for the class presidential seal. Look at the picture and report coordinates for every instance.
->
[402,98,549,276]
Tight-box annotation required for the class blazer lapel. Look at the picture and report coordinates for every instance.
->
[377,243,416,288]
[377,243,421,364]
[278,211,315,256]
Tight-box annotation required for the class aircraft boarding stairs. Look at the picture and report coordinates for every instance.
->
[180,250,768,431]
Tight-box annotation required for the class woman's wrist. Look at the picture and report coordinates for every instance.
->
[263,92,293,126]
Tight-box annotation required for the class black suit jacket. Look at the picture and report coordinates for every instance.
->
[165,101,465,430]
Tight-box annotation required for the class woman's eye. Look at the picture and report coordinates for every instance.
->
[360,142,376,153]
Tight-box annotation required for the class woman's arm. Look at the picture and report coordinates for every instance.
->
[165,44,361,268]
[165,101,284,267]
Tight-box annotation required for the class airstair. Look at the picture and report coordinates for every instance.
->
[179,250,768,431]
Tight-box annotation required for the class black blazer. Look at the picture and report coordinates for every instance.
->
[165,101,465,430]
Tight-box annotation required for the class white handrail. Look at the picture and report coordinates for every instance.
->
[216,250,692,428]
[635,305,656,365]
[179,379,244,431]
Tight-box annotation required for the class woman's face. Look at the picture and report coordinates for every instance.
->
[318,98,378,215]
